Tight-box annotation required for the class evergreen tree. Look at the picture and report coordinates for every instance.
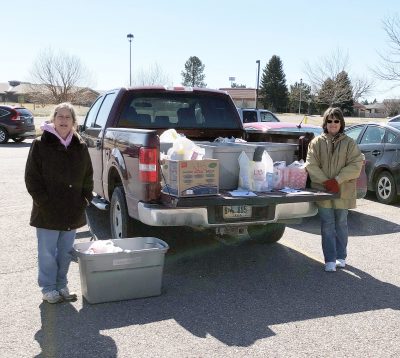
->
[259,56,288,112]
[181,56,206,87]
[336,71,354,115]
[316,71,354,114]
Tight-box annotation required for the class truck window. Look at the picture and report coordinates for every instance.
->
[260,112,279,122]
[120,93,241,129]
[243,110,257,123]
[93,92,118,129]
[85,96,104,128]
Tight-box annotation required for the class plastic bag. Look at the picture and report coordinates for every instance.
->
[167,136,205,160]
[273,160,308,189]
[238,150,274,191]
[160,129,180,143]
[84,240,123,255]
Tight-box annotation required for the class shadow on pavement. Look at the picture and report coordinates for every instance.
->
[34,236,400,354]
[288,207,400,236]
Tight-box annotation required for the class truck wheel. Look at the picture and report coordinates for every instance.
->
[0,127,9,144]
[248,223,286,244]
[110,186,133,239]
[375,171,398,204]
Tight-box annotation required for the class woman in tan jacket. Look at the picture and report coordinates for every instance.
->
[305,107,364,272]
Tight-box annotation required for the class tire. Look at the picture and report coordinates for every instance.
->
[110,186,134,239]
[248,223,286,244]
[0,127,9,144]
[375,171,398,204]
[12,137,25,143]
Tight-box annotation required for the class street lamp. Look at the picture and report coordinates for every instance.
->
[127,33,134,86]
[298,78,303,114]
[255,60,260,109]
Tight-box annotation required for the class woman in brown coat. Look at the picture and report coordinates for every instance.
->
[305,107,363,272]
[25,103,93,303]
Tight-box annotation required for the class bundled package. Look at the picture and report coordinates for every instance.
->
[273,160,308,190]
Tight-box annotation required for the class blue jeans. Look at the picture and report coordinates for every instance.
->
[37,228,76,294]
[318,208,348,263]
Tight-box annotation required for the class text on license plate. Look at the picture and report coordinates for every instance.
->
[223,205,252,219]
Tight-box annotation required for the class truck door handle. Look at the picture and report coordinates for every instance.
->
[371,150,381,156]
[96,139,102,149]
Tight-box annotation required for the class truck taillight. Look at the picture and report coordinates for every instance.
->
[139,147,158,183]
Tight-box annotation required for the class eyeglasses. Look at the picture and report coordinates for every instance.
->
[327,119,340,124]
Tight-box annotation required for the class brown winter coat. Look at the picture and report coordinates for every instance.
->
[25,131,93,230]
[305,132,364,209]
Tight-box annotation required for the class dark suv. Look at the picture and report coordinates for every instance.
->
[0,105,36,144]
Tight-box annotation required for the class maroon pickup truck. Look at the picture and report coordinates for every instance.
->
[79,86,335,243]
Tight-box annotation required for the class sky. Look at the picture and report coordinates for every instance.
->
[2,0,400,102]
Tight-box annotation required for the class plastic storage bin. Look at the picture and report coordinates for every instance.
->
[197,142,256,190]
[73,237,169,304]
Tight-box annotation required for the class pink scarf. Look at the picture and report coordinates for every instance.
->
[40,122,73,148]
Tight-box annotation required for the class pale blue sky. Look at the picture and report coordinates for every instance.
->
[2,0,400,101]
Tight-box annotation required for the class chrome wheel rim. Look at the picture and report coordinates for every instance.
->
[377,176,392,200]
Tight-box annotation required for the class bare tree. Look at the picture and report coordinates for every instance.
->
[304,48,374,102]
[29,48,92,104]
[383,98,400,116]
[373,14,400,86]
[135,63,172,86]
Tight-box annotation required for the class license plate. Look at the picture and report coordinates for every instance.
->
[223,205,252,219]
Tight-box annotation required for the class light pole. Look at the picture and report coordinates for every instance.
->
[256,60,260,109]
[298,78,302,114]
[127,33,134,86]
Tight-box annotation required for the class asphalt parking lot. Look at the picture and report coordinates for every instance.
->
[0,140,399,357]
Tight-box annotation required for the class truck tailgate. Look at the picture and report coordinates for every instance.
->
[160,189,337,207]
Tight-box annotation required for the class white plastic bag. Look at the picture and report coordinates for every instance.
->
[84,240,123,255]
[167,136,205,160]
[160,129,179,143]
[238,151,252,190]
[238,150,274,191]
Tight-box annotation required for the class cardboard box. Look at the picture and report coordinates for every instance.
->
[162,159,219,197]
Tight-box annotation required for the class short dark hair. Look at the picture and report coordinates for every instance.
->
[322,107,345,134]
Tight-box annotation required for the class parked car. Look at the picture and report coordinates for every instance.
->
[0,105,36,144]
[237,108,280,123]
[345,122,400,204]
[244,121,368,199]
[388,114,400,122]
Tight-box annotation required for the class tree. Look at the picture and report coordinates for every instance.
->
[29,48,92,104]
[181,56,206,87]
[383,98,400,116]
[259,55,288,112]
[373,14,400,86]
[136,63,171,86]
[316,71,354,114]
[288,81,311,113]
[304,48,374,102]
[231,83,246,88]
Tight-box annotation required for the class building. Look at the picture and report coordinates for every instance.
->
[0,80,99,106]
[219,88,258,108]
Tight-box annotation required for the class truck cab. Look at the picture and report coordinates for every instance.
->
[237,108,280,124]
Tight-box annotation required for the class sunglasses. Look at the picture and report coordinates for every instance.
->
[327,119,340,124]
